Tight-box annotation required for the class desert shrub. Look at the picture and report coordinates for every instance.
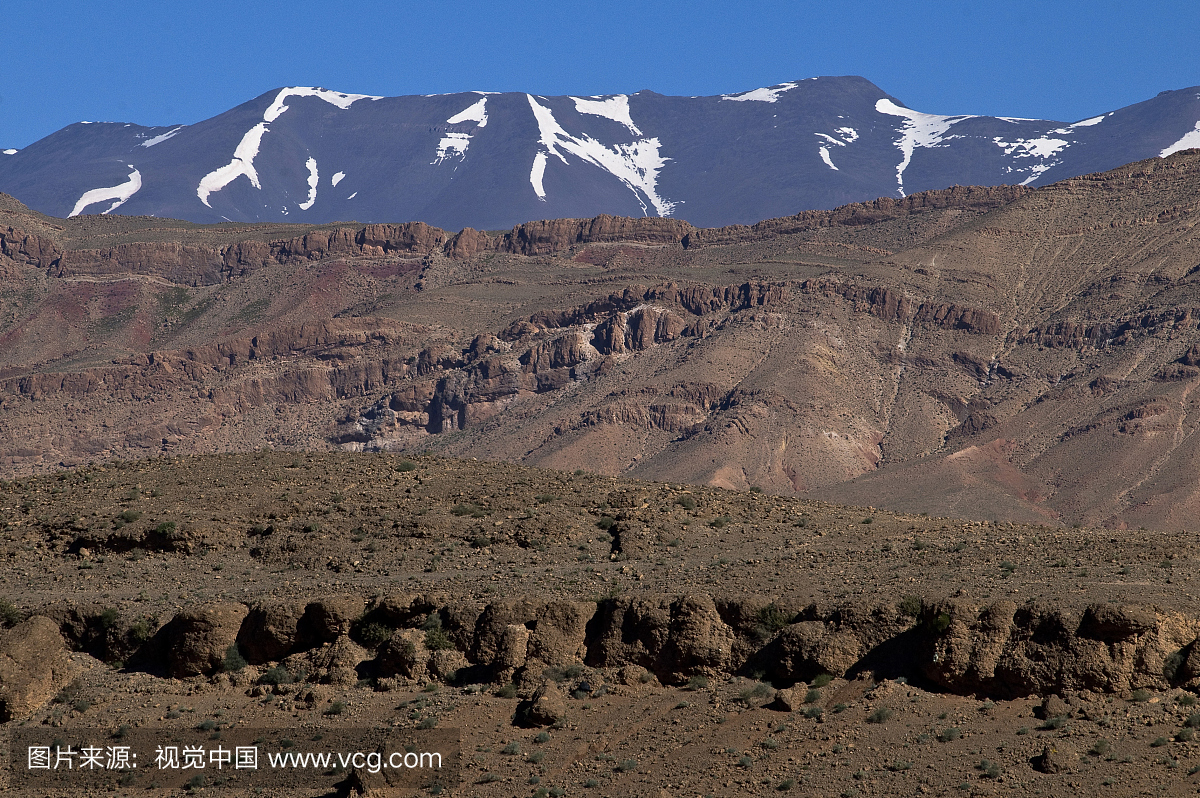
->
[709,516,730,529]
[866,706,893,724]
[937,727,961,742]
[976,760,1001,778]
[898,595,923,618]
[675,496,696,510]
[687,675,709,690]
[1089,739,1110,755]
[98,607,120,630]
[528,750,544,763]
[1039,715,1069,730]
[418,717,437,729]
[811,673,833,688]
[396,460,417,472]
[354,621,394,649]
[450,503,485,518]
[804,689,821,704]
[1176,693,1197,707]
[501,742,520,755]
[220,644,247,673]
[1185,713,1200,729]
[324,701,346,716]
[422,614,453,651]
[803,705,823,719]
[197,719,217,731]
[1177,728,1195,742]
[1151,736,1170,747]
[259,666,294,686]
[496,684,517,699]
[931,613,952,634]
[595,516,616,530]
[761,737,778,750]
[1132,688,1152,702]
[778,778,795,790]
[535,494,557,504]
[615,758,638,772]
[119,510,141,523]
[750,486,763,494]
[0,598,24,628]
[535,731,550,743]
[755,603,792,640]
[155,521,176,535]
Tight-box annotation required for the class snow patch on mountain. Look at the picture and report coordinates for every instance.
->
[571,95,642,135]
[298,158,319,210]
[1072,115,1106,127]
[818,147,838,170]
[530,152,548,200]
[447,98,488,127]
[2,149,16,155]
[526,95,675,216]
[993,135,1071,184]
[721,82,799,103]
[263,87,380,123]
[1161,121,1200,158]
[198,87,379,208]
[331,171,345,187]
[70,166,142,217]
[140,126,185,148]
[197,123,268,207]
[432,132,472,165]
[876,99,977,196]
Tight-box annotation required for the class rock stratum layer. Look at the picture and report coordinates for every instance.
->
[4,153,1200,533]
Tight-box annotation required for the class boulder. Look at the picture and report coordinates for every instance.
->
[163,602,249,678]
[521,681,567,726]
[1032,743,1072,774]
[238,600,305,664]
[295,596,366,650]
[376,629,427,680]
[0,616,72,721]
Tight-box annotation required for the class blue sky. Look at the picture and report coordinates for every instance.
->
[3,0,1198,148]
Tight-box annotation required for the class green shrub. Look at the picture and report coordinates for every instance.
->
[1131,688,1152,702]
[709,516,730,529]
[497,684,517,699]
[1176,693,1197,707]
[1039,715,1069,730]
[220,644,247,673]
[396,461,417,472]
[595,516,616,530]
[355,621,394,649]
[0,598,24,628]
[324,701,346,716]
[675,496,697,510]
[687,675,709,690]
[155,521,176,535]
[866,706,893,724]
[422,615,453,651]
[804,689,821,704]
[898,595,923,618]
[119,510,142,523]
[418,717,437,729]
[535,731,550,743]
[811,673,833,688]
[450,503,485,518]
[528,750,544,763]
[802,705,823,719]
[259,666,294,686]
[937,727,961,742]
[616,758,638,772]
[501,741,520,755]
[1151,736,1169,747]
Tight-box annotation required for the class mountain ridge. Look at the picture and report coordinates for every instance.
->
[3,77,1198,231]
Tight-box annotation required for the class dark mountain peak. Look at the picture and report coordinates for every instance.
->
[1,81,1197,230]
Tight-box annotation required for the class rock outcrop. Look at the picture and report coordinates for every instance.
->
[0,616,73,721]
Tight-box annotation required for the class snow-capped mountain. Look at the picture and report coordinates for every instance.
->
[3,77,1199,229]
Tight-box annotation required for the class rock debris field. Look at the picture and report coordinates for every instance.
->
[3,451,1200,796]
